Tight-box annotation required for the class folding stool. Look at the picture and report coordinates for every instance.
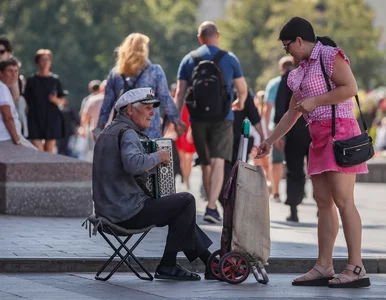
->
[83,214,155,281]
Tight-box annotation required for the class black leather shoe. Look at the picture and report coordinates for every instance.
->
[286,215,299,222]
[204,271,216,280]
[155,264,201,281]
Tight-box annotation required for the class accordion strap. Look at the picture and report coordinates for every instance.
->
[118,125,150,145]
[117,125,153,198]
[319,56,367,138]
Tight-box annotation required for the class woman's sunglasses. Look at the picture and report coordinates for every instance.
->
[282,41,294,53]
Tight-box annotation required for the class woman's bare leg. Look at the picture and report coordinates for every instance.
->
[293,172,338,283]
[313,172,339,267]
[31,139,44,151]
[44,139,56,153]
[183,152,193,190]
[327,172,365,283]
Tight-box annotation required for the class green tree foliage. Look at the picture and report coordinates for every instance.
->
[219,0,385,91]
[0,0,384,109]
[0,0,200,109]
[217,0,274,88]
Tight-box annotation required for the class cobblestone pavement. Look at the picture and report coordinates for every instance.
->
[1,167,385,299]
[0,273,385,300]
[1,167,385,260]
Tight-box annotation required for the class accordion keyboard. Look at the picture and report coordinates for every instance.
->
[142,138,175,198]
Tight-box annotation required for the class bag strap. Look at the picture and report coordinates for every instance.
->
[191,49,227,66]
[118,125,150,148]
[319,56,367,138]
[212,50,227,65]
[121,64,149,91]
[117,125,153,198]
[114,65,149,119]
[191,50,201,65]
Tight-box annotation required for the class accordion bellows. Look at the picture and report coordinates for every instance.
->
[142,138,175,198]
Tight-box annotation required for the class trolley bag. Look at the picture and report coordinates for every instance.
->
[210,119,270,284]
[231,160,270,266]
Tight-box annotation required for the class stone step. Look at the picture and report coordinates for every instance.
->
[0,141,92,216]
[1,257,385,274]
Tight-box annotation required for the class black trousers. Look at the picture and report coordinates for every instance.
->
[116,192,212,262]
[284,119,312,207]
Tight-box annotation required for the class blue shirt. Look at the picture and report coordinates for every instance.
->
[97,62,181,138]
[264,75,281,104]
[264,75,281,130]
[177,45,243,121]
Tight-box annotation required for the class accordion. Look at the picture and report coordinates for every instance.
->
[142,138,175,198]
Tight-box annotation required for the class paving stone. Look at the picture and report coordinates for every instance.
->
[0,167,385,274]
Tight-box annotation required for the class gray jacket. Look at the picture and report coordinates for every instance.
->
[92,115,160,223]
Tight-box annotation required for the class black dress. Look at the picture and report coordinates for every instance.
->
[24,73,65,139]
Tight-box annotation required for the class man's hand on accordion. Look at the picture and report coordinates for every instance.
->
[157,150,170,165]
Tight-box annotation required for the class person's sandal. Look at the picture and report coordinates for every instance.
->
[292,263,335,286]
[328,264,371,288]
[155,263,201,281]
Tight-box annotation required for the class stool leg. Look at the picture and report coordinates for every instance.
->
[95,232,131,281]
[95,226,153,281]
[110,229,153,281]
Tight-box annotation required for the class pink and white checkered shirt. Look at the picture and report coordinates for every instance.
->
[287,41,355,123]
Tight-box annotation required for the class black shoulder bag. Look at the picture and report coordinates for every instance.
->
[320,56,374,167]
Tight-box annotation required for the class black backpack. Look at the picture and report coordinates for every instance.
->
[185,50,230,122]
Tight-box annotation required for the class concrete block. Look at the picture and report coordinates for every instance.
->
[1,181,92,217]
[0,141,92,217]
[356,159,386,183]
[379,258,386,273]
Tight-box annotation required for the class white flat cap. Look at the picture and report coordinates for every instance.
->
[115,87,160,111]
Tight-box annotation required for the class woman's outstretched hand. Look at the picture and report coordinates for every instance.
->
[255,140,271,159]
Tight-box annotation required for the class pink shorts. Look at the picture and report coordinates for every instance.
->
[308,118,368,176]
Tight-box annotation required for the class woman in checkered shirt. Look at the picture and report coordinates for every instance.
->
[256,17,370,288]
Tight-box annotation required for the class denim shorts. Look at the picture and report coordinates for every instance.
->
[270,142,285,164]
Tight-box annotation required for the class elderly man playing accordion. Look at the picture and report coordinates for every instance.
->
[92,87,214,281]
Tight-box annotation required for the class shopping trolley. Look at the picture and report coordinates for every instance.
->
[207,119,271,284]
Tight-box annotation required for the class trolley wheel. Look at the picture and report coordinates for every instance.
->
[219,252,250,284]
[252,266,269,284]
[207,249,223,281]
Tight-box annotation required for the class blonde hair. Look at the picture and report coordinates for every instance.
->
[35,49,52,64]
[115,33,149,76]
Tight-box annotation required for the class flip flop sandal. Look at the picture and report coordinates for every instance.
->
[292,263,335,286]
[155,263,201,281]
[328,264,371,288]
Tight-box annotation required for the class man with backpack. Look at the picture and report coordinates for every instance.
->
[174,21,247,224]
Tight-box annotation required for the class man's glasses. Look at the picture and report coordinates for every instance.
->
[282,41,294,53]
[0,49,7,55]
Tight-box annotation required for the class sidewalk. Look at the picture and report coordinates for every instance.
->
[1,273,385,299]
[0,167,385,273]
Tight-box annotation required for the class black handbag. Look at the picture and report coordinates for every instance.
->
[320,57,374,167]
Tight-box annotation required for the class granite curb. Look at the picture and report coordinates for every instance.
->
[1,257,385,274]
